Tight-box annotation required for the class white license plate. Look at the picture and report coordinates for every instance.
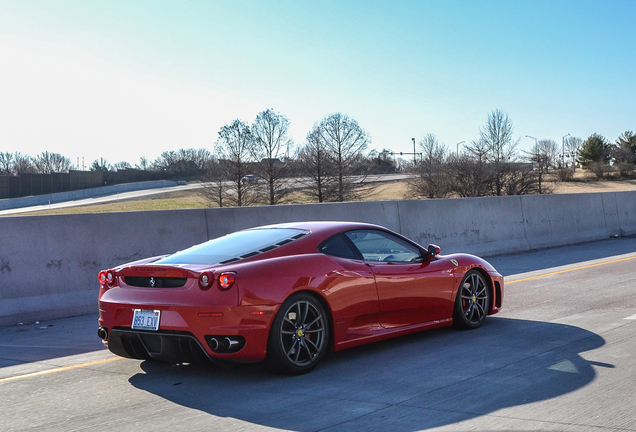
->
[131,309,161,331]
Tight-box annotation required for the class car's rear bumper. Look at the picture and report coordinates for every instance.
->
[98,293,279,363]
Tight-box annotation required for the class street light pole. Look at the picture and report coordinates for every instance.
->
[526,134,538,162]
[412,138,416,165]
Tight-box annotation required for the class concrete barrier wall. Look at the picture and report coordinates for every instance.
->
[1,191,634,326]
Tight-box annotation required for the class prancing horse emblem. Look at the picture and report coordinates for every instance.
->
[450,259,459,267]
[149,277,156,287]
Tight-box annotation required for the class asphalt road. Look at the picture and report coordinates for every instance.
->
[1,237,635,431]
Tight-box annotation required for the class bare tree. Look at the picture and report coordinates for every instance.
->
[539,139,559,168]
[180,148,212,169]
[466,109,519,196]
[90,158,111,172]
[13,153,36,174]
[136,156,151,171]
[554,136,578,180]
[447,153,492,198]
[394,156,409,172]
[113,161,132,171]
[199,158,231,207]
[502,164,542,195]
[368,148,397,174]
[0,152,13,175]
[33,151,73,173]
[214,119,257,207]
[564,136,583,170]
[407,134,450,198]
[252,108,293,205]
[316,113,370,202]
[298,127,338,203]
[524,139,557,194]
[153,148,211,172]
[0,152,37,175]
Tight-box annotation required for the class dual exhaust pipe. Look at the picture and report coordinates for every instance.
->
[98,326,241,353]
[207,336,242,353]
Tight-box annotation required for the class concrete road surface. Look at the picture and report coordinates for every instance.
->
[1,236,635,431]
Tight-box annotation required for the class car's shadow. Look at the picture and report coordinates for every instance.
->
[128,317,607,431]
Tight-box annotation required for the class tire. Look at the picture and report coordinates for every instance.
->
[453,270,490,329]
[265,293,330,375]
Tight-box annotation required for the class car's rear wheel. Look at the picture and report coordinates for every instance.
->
[265,293,329,375]
[453,270,490,329]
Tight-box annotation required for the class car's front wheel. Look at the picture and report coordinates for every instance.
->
[265,293,329,375]
[453,270,490,329]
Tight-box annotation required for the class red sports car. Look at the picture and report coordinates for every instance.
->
[97,221,503,374]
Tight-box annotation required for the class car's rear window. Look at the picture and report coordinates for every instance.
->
[155,228,309,265]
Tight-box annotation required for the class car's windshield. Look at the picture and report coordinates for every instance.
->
[155,228,308,265]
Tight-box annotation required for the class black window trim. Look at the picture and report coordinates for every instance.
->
[317,232,364,261]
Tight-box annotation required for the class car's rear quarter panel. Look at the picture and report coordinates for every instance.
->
[233,253,382,347]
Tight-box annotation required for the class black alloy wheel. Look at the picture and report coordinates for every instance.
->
[453,270,490,329]
[265,293,329,375]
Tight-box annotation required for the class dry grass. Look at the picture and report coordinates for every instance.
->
[365,181,410,201]
[6,175,636,217]
[545,169,636,194]
[13,191,210,216]
[552,177,636,194]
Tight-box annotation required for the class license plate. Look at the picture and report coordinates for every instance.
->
[131,309,161,331]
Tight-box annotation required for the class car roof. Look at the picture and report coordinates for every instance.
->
[249,221,389,238]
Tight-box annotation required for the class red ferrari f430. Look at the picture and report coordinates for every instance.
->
[97,221,503,374]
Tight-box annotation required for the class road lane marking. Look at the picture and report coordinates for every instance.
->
[506,255,636,285]
[625,314,636,320]
[0,357,122,384]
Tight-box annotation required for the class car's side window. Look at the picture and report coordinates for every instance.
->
[319,234,361,260]
[345,230,422,262]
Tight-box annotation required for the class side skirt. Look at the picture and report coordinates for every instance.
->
[334,318,453,351]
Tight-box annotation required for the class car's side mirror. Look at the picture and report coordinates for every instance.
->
[427,244,441,257]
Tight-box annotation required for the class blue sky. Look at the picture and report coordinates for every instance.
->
[1,0,635,168]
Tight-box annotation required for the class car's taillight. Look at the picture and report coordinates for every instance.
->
[98,270,116,288]
[218,272,236,290]
[199,271,214,290]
